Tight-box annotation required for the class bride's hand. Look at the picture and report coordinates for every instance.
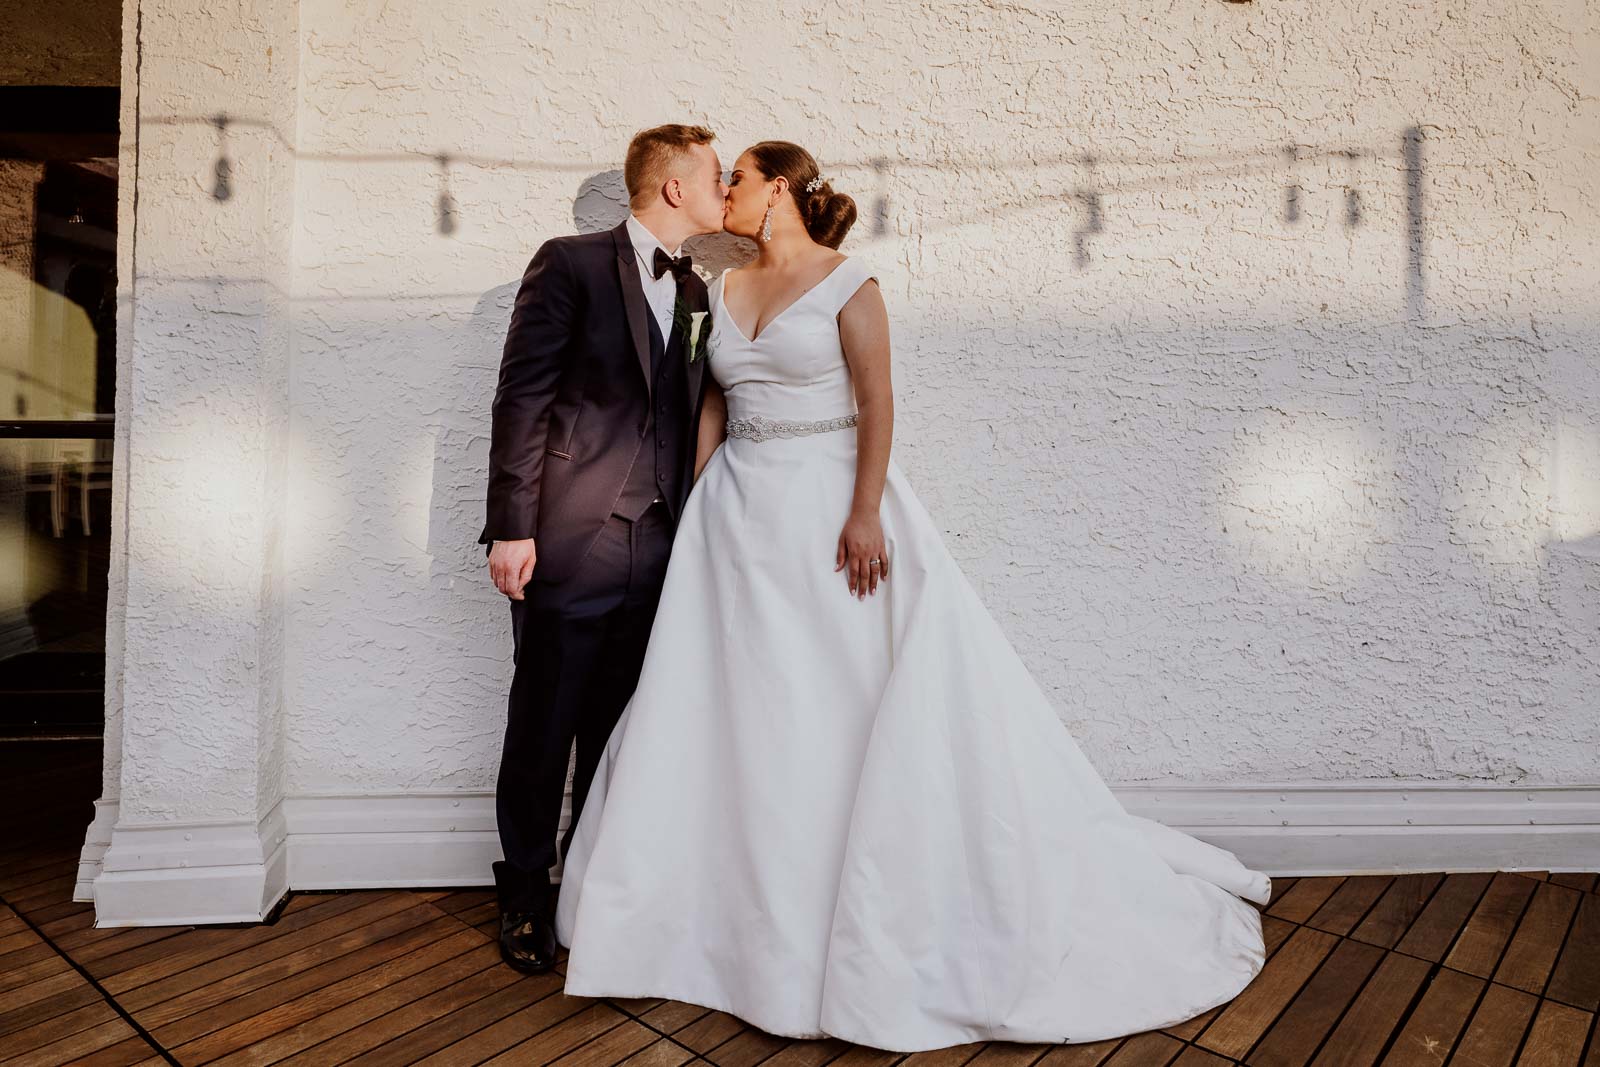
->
[835,510,889,599]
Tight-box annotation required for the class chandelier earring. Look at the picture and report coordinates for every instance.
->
[761,204,773,242]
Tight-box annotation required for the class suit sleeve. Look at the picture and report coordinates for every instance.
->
[480,239,577,552]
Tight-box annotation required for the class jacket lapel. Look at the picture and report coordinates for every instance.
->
[684,280,709,414]
[611,221,653,397]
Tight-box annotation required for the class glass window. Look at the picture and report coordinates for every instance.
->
[0,85,120,738]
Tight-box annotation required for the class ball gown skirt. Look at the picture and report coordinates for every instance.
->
[551,424,1272,1051]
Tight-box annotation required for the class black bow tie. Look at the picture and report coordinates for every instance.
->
[652,247,694,282]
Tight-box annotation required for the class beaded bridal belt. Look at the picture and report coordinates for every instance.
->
[726,412,859,442]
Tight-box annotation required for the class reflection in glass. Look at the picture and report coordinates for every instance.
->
[2,84,119,738]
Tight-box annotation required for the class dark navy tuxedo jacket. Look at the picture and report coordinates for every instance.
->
[478,219,711,584]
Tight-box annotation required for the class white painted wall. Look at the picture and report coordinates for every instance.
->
[85,0,1600,920]
[285,0,1600,791]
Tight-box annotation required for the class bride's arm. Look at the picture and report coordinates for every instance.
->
[694,377,728,482]
[836,280,894,597]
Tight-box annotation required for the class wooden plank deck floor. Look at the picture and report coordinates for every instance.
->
[2,742,1596,1066]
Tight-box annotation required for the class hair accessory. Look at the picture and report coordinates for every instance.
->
[805,176,824,193]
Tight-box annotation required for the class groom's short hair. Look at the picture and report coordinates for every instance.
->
[625,124,717,208]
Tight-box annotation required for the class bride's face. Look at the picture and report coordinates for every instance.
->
[723,150,777,241]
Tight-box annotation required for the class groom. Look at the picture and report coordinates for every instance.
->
[479,123,726,973]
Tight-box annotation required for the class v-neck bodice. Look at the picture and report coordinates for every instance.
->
[722,258,853,344]
[708,257,877,423]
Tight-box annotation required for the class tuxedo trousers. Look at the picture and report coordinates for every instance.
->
[495,498,675,913]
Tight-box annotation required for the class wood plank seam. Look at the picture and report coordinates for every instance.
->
[1245,877,1423,1067]
[295,948,592,1065]
[1248,874,1600,1008]
[7,866,1598,1066]
[1352,956,1446,1067]
[1326,873,1518,1067]
[426,889,733,1063]
[1201,876,1436,1064]
[0,886,174,1065]
[1533,883,1588,1001]
[1573,1012,1598,1067]
[335,977,574,1066]
[1417,871,1541,1067]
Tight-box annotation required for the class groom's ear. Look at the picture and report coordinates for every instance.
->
[661,176,685,209]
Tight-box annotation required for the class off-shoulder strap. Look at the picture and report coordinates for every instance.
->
[711,266,732,310]
[822,257,878,317]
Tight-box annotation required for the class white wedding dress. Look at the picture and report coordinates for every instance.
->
[554,256,1272,1052]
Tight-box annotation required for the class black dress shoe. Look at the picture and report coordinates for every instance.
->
[498,908,558,973]
[491,859,558,973]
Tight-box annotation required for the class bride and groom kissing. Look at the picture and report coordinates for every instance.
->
[477,122,1274,1052]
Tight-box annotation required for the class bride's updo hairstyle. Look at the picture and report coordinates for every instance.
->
[746,141,857,250]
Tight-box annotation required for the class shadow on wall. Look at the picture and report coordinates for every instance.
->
[192,113,1434,316]
[431,155,1600,788]
[101,121,1600,792]
[99,267,1600,800]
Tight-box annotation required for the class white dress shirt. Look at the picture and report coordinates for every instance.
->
[625,214,683,342]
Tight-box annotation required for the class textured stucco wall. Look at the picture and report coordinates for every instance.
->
[105,0,298,823]
[261,0,1598,798]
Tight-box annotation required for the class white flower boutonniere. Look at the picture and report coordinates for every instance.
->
[687,310,710,364]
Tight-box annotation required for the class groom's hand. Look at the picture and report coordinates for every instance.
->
[489,538,538,600]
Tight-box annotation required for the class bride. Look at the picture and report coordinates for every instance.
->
[553,140,1272,1052]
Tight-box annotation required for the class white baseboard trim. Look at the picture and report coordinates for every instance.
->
[76,781,1600,925]
[281,792,569,888]
[281,783,1600,885]
[72,798,120,903]
[1114,782,1600,875]
[88,802,290,927]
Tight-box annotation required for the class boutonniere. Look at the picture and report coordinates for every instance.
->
[688,311,710,363]
[673,294,711,364]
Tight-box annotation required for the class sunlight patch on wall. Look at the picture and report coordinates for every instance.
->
[1551,417,1600,545]
[1217,413,1394,588]
[1441,409,1549,572]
